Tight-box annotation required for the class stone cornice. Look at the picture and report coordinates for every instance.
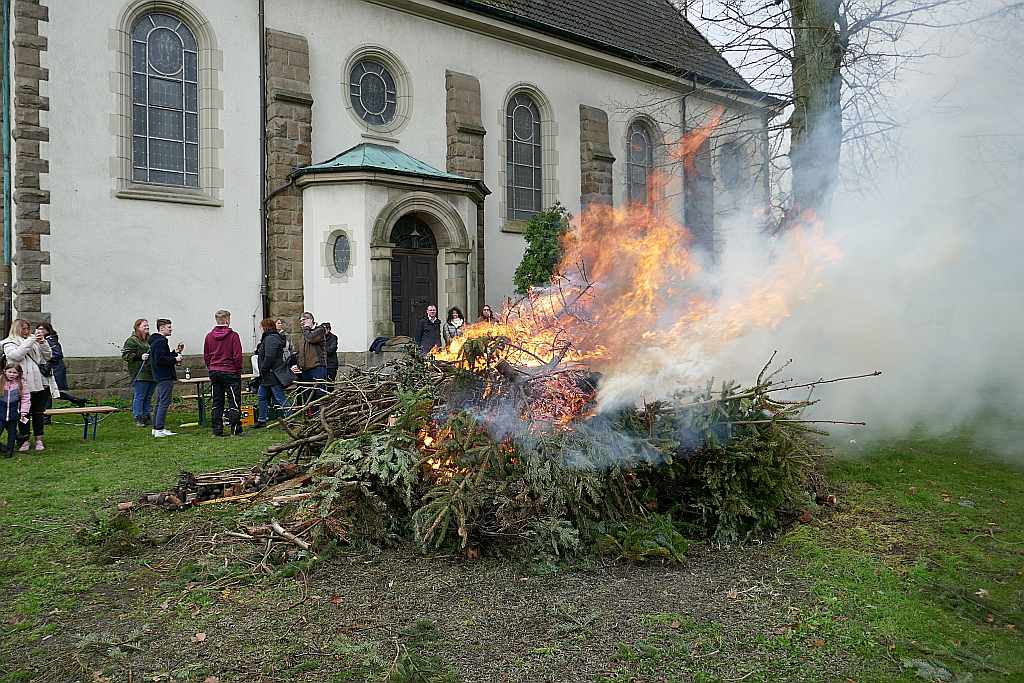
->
[294,169,490,203]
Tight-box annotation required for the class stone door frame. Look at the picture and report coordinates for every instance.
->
[370,191,472,337]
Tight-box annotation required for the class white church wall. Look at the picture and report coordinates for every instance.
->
[263,0,755,307]
[26,0,763,361]
[301,183,373,351]
[41,0,263,356]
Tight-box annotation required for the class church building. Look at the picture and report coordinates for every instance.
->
[0,0,772,386]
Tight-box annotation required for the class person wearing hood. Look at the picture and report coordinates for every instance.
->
[203,309,244,437]
[253,318,292,427]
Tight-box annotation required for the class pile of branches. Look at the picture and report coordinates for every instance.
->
[137,350,873,565]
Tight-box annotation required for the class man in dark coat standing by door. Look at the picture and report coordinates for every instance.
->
[204,309,244,437]
[414,304,442,355]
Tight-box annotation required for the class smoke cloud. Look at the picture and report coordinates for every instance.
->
[599,11,1024,456]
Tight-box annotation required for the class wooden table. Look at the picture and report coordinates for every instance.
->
[178,374,256,426]
[44,406,119,440]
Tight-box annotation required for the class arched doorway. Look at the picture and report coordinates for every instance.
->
[390,214,438,337]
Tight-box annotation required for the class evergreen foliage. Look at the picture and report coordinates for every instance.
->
[512,202,571,294]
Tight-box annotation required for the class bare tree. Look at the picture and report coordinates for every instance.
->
[670,0,1024,219]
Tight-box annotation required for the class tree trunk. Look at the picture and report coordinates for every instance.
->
[787,0,845,219]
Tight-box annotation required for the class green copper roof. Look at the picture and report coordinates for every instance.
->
[293,143,469,182]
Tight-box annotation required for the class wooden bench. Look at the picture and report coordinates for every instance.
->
[44,406,119,440]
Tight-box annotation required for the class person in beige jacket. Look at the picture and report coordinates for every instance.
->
[1,319,59,452]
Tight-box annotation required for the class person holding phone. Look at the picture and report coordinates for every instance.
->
[148,318,183,438]
[1,319,59,451]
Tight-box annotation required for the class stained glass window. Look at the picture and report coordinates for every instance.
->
[332,234,351,274]
[627,121,654,205]
[131,13,199,187]
[349,60,397,126]
[506,94,543,221]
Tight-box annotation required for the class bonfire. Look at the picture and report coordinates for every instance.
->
[137,121,875,566]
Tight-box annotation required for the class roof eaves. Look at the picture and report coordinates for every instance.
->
[436,0,778,104]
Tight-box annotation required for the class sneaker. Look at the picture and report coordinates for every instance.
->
[18,440,30,452]
[151,428,176,438]
[34,439,44,452]
[251,421,266,429]
[134,419,147,427]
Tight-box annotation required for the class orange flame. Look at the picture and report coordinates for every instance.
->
[433,116,841,424]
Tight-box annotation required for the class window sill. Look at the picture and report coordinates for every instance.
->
[501,219,529,234]
[116,185,223,207]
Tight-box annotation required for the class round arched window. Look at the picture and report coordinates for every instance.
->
[332,233,351,274]
[349,59,397,126]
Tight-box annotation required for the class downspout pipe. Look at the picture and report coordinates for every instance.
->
[2,0,13,328]
[258,0,270,319]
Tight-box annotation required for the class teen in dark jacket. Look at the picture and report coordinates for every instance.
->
[324,322,339,381]
[203,309,244,437]
[254,318,292,427]
[148,318,183,437]
[35,322,87,410]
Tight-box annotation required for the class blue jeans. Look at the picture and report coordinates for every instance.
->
[299,366,328,404]
[153,380,174,430]
[257,383,290,423]
[132,380,156,420]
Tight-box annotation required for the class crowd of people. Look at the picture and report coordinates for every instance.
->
[414,303,497,355]
[0,319,89,456]
[0,303,497,455]
[121,310,342,439]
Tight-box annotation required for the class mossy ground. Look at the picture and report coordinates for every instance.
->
[1,410,1020,682]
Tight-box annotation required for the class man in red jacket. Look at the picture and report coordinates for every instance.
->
[203,309,244,437]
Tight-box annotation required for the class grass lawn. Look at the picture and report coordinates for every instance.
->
[0,410,1021,682]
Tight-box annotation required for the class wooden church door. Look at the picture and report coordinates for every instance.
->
[390,215,438,338]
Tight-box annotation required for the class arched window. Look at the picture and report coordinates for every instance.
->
[131,12,199,187]
[626,121,654,205]
[505,93,543,221]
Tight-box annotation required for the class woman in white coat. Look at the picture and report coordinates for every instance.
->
[1,319,59,451]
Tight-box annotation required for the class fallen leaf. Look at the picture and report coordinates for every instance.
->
[116,501,135,511]
[984,613,995,624]
[726,590,739,600]
[670,620,680,629]
[329,595,343,608]
[203,677,220,683]
[941,493,952,503]
[811,639,825,647]
[159,599,170,610]
[798,510,812,524]
[908,486,917,495]
[465,547,480,560]
[92,672,111,683]
[975,588,990,599]
[192,632,207,643]
[1007,624,1016,631]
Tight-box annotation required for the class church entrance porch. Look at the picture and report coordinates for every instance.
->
[293,143,489,353]
[390,215,438,338]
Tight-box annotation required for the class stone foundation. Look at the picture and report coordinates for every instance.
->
[64,352,405,398]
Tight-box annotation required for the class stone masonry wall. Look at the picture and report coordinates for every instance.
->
[445,71,486,312]
[265,30,312,333]
[579,105,615,213]
[12,0,50,321]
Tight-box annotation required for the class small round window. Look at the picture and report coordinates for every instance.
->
[332,233,351,274]
[349,59,397,126]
